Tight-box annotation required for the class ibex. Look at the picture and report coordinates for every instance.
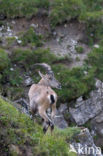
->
[28,63,61,133]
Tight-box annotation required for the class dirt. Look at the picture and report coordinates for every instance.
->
[44,21,91,68]
[0,17,91,68]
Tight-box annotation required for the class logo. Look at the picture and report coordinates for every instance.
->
[68,144,102,155]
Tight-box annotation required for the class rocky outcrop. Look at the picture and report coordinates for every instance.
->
[91,111,103,148]
[54,104,68,129]
[69,79,103,151]
[69,80,103,125]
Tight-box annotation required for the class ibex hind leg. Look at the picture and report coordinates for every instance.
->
[50,123,54,132]
[43,121,51,134]
[30,100,38,119]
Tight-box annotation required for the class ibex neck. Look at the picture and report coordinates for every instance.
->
[38,79,49,87]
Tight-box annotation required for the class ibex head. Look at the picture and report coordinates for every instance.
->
[35,63,61,89]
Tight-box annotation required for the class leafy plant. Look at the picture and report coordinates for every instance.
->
[75,46,84,53]
[20,27,43,47]
[0,48,10,72]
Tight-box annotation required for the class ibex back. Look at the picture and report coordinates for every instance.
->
[28,63,61,133]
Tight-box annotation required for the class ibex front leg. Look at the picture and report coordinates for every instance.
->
[38,106,53,133]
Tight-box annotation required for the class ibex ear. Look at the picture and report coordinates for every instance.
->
[38,71,45,78]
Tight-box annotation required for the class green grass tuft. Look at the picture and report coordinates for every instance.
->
[0,97,79,156]
[0,48,10,72]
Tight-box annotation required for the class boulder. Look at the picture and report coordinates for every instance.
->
[24,76,33,86]
[54,104,68,129]
[69,80,103,125]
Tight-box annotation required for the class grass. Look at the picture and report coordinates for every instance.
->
[0,96,79,156]
[0,48,10,72]
[0,0,49,19]
[20,27,43,47]
[0,0,103,43]
[80,10,103,44]
[6,37,16,48]
[49,0,85,28]
[86,46,103,81]
[52,64,95,104]
[75,46,84,54]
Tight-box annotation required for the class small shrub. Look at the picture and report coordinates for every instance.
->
[76,57,80,61]
[80,10,103,43]
[6,37,16,47]
[0,48,10,72]
[49,0,85,27]
[11,48,33,69]
[11,48,67,70]
[2,68,23,87]
[0,0,49,19]
[52,64,95,104]
[75,46,84,53]
[20,27,43,47]
[86,46,103,81]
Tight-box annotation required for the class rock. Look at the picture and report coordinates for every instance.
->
[14,98,30,116]
[11,20,16,24]
[64,24,67,28]
[52,31,57,36]
[10,68,14,71]
[71,128,103,156]
[17,39,22,44]
[24,76,33,86]
[95,79,102,89]
[0,14,6,20]
[56,37,60,43]
[30,23,38,29]
[54,110,68,129]
[14,98,28,110]
[7,26,11,32]
[91,111,103,148]
[53,104,68,129]
[58,103,67,113]
[94,44,99,48]
[10,145,22,155]
[69,80,103,125]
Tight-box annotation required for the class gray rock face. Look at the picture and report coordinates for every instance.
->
[91,111,103,148]
[54,104,68,129]
[24,76,33,86]
[14,98,30,115]
[72,128,103,156]
[69,80,103,125]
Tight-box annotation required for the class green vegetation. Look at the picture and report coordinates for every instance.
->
[80,10,103,44]
[0,0,103,43]
[75,46,84,54]
[20,27,43,47]
[11,48,69,69]
[6,37,16,47]
[86,46,103,81]
[0,46,95,103]
[0,48,10,72]
[0,0,49,19]
[49,0,85,27]
[0,96,79,156]
[53,65,95,104]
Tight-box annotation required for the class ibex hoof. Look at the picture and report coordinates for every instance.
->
[43,127,47,134]
[50,124,54,131]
